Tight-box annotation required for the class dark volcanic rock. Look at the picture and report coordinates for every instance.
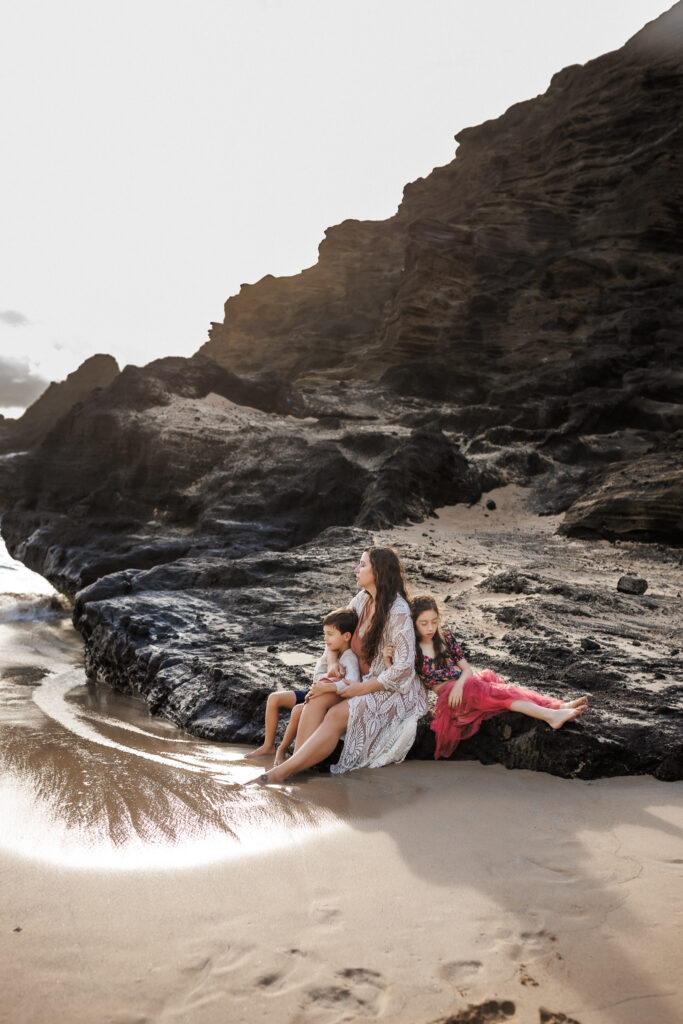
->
[0,354,120,453]
[0,357,480,595]
[71,527,372,742]
[617,575,649,595]
[199,5,683,541]
[560,434,683,543]
[356,426,481,529]
[100,354,304,416]
[201,8,683,457]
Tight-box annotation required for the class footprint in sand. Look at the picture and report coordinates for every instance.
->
[486,923,556,963]
[302,966,387,1021]
[513,929,557,963]
[252,947,311,995]
[438,959,484,992]
[309,898,342,926]
[154,943,258,1020]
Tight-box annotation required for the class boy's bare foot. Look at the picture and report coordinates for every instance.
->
[563,696,588,709]
[245,744,276,759]
[550,705,585,730]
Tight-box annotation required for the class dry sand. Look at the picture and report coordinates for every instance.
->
[2,765,682,1024]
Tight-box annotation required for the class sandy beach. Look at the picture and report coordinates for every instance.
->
[2,4,683,1020]
[2,764,682,1024]
[1,517,682,1024]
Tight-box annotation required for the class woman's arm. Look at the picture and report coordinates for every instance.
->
[307,679,341,700]
[338,678,385,699]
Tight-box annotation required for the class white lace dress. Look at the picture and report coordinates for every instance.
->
[330,591,428,774]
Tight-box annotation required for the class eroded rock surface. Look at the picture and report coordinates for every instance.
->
[197,6,683,545]
[0,354,120,453]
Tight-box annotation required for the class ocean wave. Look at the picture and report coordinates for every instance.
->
[0,593,70,622]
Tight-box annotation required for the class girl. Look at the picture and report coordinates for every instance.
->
[246,547,427,784]
[408,594,587,759]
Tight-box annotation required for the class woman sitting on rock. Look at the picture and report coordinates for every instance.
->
[246,547,427,784]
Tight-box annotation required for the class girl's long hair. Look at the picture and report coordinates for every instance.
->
[362,547,408,665]
[409,594,448,674]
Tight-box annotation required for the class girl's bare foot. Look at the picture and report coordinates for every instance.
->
[563,696,588,709]
[245,744,276,759]
[550,705,585,730]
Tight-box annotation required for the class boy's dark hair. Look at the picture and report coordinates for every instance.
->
[323,607,359,635]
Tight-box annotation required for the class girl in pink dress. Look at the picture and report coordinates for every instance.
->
[409,595,587,759]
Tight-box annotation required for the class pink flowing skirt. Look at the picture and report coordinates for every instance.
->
[430,670,563,760]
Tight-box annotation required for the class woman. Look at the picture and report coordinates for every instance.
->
[247,547,427,783]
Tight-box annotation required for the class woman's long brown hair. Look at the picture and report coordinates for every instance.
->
[409,594,448,673]
[361,547,408,665]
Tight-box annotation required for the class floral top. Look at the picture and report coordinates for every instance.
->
[417,630,465,691]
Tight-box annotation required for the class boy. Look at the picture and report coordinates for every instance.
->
[246,607,360,766]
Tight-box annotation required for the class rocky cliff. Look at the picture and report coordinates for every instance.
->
[199,3,683,543]
[1,5,682,780]
[202,6,683,396]
[0,353,120,453]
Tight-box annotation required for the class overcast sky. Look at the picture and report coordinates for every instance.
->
[0,0,673,417]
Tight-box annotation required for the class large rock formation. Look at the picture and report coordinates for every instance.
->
[0,353,120,453]
[1,6,682,780]
[200,3,683,544]
[202,7,683,395]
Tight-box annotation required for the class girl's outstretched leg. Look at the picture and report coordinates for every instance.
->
[509,699,586,730]
[261,702,350,783]
[275,704,303,766]
[246,691,296,758]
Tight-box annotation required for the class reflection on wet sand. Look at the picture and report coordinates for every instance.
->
[1,659,344,870]
[0,589,354,870]
[0,547,424,874]
[0,609,418,873]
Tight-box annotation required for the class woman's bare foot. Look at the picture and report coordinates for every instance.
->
[243,764,287,786]
[550,705,585,730]
[273,747,288,767]
[245,744,276,759]
[242,773,270,787]
[563,696,588,709]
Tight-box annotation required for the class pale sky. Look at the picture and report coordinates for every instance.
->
[0,0,674,416]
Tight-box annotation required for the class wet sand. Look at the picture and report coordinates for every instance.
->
[1,531,682,1024]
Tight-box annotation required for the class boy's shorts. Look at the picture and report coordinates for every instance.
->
[293,689,308,705]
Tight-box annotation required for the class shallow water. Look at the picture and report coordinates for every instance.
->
[0,535,339,870]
